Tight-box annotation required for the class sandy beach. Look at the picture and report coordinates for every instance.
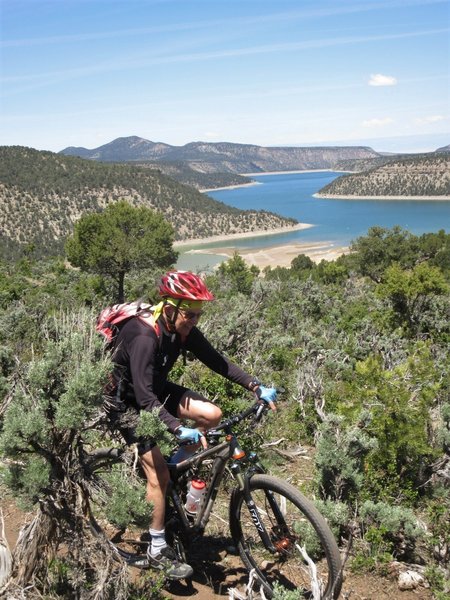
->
[200,181,261,193]
[175,223,349,268]
[173,223,313,248]
[314,193,450,201]
[243,169,331,176]
[183,240,349,269]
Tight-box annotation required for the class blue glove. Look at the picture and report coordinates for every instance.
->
[175,426,204,444]
[257,385,277,404]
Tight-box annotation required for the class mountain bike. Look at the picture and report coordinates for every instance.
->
[84,401,343,599]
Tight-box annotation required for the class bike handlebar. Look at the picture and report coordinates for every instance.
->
[208,401,267,434]
[213,386,284,432]
[177,388,283,446]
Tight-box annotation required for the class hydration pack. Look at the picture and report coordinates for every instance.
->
[96,300,161,348]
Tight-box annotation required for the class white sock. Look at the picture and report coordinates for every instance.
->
[149,528,167,557]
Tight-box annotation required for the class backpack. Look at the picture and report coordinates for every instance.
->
[96,300,161,349]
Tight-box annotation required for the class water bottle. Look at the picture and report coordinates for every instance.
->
[184,478,206,515]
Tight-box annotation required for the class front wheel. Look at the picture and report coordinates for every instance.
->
[229,475,342,599]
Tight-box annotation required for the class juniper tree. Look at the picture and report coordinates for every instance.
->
[0,310,167,599]
[65,201,178,302]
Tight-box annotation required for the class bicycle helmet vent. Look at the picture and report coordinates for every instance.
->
[159,271,215,301]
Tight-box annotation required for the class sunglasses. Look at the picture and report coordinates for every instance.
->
[179,309,204,321]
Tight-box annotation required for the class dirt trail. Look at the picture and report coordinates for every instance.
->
[2,500,432,600]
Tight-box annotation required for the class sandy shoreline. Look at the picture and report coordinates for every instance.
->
[184,240,350,269]
[243,169,332,176]
[314,193,450,201]
[200,181,261,193]
[173,223,313,248]
[174,223,351,269]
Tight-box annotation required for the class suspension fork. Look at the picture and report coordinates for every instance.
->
[231,463,277,553]
[245,453,289,532]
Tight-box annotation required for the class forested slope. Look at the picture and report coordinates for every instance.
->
[134,160,252,190]
[0,146,296,259]
[317,155,450,197]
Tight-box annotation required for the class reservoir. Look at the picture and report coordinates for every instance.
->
[177,171,450,270]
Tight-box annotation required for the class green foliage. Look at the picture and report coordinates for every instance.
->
[314,499,350,540]
[215,252,260,295]
[377,261,449,334]
[351,525,394,572]
[4,456,50,508]
[359,500,424,542]
[425,487,450,571]
[322,344,444,502]
[313,259,349,284]
[424,565,450,600]
[99,465,152,529]
[315,414,377,501]
[349,226,450,287]
[438,401,450,448]
[0,309,111,504]
[272,583,306,599]
[1,390,52,455]
[290,253,315,273]
[1,223,449,593]
[350,226,420,283]
[360,348,440,499]
[351,500,424,571]
[66,200,177,301]
[135,408,174,457]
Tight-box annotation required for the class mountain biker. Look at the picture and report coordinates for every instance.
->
[106,270,277,580]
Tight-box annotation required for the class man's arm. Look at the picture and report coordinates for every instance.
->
[185,328,255,390]
[186,328,277,409]
[128,333,181,433]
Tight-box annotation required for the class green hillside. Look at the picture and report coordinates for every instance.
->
[0,146,296,259]
[134,159,252,190]
[317,154,450,198]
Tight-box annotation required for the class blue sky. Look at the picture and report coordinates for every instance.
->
[1,0,449,153]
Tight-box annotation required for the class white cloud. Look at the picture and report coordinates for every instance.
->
[368,73,398,86]
[203,131,221,139]
[414,114,447,124]
[362,117,395,128]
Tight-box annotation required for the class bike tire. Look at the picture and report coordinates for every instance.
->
[229,474,342,599]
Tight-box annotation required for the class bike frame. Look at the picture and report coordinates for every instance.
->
[165,405,282,554]
[85,400,343,599]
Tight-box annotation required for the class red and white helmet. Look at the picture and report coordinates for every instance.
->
[159,271,215,301]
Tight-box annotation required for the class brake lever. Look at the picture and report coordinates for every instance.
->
[254,402,267,422]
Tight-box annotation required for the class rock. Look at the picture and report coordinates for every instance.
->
[398,570,425,590]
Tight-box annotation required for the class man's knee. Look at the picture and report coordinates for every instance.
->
[140,447,170,489]
[203,402,222,428]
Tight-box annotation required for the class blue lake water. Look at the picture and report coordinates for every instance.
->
[177,171,450,270]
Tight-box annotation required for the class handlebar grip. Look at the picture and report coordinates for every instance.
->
[255,403,266,421]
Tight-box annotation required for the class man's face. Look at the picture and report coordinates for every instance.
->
[166,306,204,337]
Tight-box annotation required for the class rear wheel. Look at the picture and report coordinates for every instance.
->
[229,474,342,599]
